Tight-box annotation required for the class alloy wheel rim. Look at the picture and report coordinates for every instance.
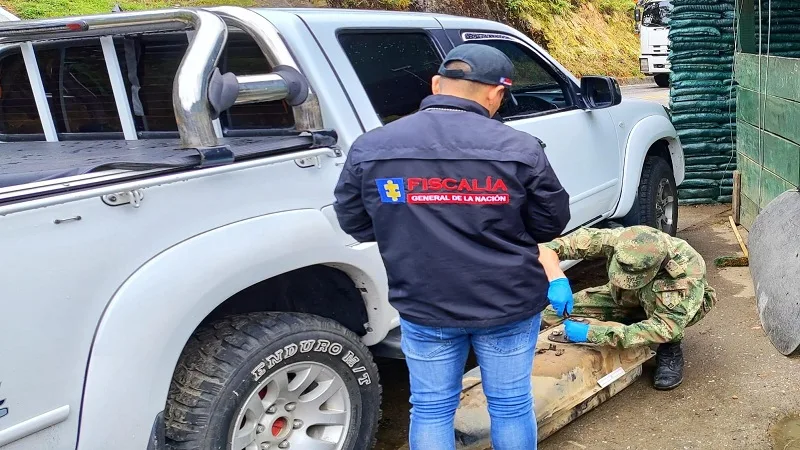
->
[230,361,351,450]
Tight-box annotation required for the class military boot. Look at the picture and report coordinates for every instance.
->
[654,342,684,390]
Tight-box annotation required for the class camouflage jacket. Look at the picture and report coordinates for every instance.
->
[545,227,716,348]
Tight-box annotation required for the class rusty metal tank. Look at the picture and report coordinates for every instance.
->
[453,318,655,448]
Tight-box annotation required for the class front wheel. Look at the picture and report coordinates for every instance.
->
[165,312,382,450]
[654,73,670,88]
[622,156,678,236]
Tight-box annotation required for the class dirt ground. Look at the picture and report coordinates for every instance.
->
[373,204,800,450]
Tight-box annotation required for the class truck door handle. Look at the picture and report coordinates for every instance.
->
[102,189,144,208]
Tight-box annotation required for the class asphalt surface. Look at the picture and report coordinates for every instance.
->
[373,205,800,449]
[622,83,669,106]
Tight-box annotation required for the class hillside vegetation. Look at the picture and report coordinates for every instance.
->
[0,0,640,78]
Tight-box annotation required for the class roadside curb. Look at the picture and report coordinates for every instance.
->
[616,76,655,86]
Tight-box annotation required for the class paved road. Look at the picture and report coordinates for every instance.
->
[622,82,669,106]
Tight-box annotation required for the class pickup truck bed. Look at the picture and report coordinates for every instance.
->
[0,132,335,192]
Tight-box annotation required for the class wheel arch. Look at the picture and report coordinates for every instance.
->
[77,210,390,450]
[611,115,684,219]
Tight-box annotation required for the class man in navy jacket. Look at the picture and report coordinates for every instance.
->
[334,44,572,450]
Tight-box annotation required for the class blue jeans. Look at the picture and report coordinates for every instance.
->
[400,314,541,450]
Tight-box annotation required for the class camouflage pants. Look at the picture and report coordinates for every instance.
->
[541,283,715,329]
[542,283,647,328]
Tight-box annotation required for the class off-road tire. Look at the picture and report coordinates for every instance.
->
[622,156,679,236]
[164,312,381,450]
[654,73,670,88]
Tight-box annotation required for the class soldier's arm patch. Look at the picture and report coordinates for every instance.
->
[652,279,690,309]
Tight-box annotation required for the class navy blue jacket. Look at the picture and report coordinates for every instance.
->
[333,95,571,328]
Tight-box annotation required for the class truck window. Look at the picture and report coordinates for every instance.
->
[115,33,294,136]
[0,33,294,141]
[0,42,123,138]
[338,32,443,124]
[473,40,573,119]
[642,1,672,27]
[0,48,44,136]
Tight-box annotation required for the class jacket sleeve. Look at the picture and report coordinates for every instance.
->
[586,278,705,348]
[523,147,571,242]
[333,156,376,243]
[543,227,623,261]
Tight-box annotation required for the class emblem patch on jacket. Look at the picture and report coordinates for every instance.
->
[376,177,510,205]
[376,178,407,203]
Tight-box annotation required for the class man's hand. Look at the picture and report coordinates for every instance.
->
[547,277,574,316]
[564,320,589,343]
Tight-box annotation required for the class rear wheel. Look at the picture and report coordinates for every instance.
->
[654,73,670,88]
[622,156,678,236]
[165,312,381,450]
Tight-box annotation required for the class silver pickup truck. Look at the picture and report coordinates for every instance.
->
[0,6,683,450]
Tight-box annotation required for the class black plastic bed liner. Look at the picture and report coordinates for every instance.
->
[0,132,337,189]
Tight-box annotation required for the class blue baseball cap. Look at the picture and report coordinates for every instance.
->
[438,44,515,88]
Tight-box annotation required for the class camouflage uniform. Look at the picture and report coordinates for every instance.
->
[542,226,716,348]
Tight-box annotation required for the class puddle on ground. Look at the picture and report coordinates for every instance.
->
[771,414,800,450]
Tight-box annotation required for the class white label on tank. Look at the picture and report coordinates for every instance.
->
[597,367,626,388]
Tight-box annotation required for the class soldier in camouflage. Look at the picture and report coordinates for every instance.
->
[538,225,717,390]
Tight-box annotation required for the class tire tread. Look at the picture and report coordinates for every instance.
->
[164,312,381,449]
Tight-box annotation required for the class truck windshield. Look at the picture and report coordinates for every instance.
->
[642,1,671,27]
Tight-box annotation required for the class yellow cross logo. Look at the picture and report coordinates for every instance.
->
[383,180,402,202]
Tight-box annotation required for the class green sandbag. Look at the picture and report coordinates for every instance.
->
[668,19,734,27]
[672,94,731,102]
[671,86,735,96]
[669,27,722,38]
[673,4,733,13]
[680,179,723,188]
[686,155,736,165]
[671,12,723,20]
[669,56,734,65]
[670,101,737,111]
[672,80,734,89]
[672,0,734,5]
[678,128,733,138]
[683,171,735,181]
[673,42,734,50]
[679,198,718,205]
[669,49,723,58]
[670,64,734,72]
[678,188,720,199]
[759,42,800,50]
[671,71,733,82]
[682,142,735,152]
[717,195,733,203]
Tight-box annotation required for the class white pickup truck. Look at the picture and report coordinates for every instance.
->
[0,6,684,450]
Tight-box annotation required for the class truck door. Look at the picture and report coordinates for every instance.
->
[436,24,623,232]
[297,14,452,134]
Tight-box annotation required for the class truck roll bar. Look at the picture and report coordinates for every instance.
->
[0,7,323,148]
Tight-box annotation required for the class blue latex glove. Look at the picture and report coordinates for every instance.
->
[547,277,574,317]
[564,320,590,343]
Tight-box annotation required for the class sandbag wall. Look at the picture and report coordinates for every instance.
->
[668,0,737,204]
[755,0,800,57]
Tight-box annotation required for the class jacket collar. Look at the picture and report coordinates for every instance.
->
[419,95,490,118]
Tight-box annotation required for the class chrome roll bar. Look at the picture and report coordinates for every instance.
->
[0,6,323,148]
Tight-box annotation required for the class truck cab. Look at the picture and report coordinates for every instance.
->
[636,0,672,87]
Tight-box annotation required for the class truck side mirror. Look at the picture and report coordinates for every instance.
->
[580,76,622,110]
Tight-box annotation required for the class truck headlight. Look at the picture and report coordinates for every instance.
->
[640,58,649,72]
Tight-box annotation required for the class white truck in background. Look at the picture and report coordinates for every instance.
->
[0,6,684,450]
[636,0,672,87]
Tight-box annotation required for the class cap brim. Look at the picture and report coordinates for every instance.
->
[608,259,660,290]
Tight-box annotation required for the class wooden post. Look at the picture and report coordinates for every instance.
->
[733,170,742,224]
